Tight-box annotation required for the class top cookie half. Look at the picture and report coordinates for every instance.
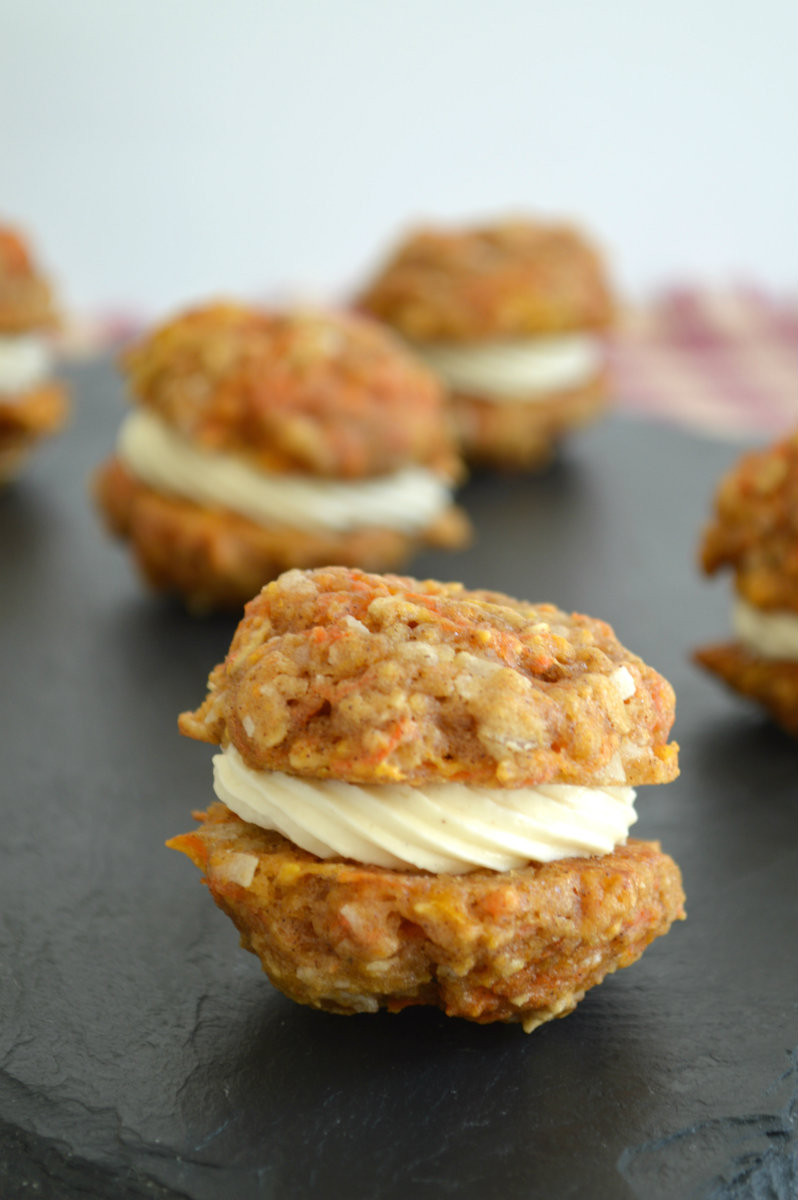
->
[181,567,678,788]
[356,219,614,343]
[700,431,798,611]
[122,303,461,480]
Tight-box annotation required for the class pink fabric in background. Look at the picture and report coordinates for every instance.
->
[60,289,798,440]
[610,289,797,438]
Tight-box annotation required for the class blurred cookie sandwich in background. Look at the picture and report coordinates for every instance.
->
[696,431,798,735]
[357,217,614,469]
[94,303,470,611]
[0,224,68,483]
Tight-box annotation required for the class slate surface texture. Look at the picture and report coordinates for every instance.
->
[1,359,795,1199]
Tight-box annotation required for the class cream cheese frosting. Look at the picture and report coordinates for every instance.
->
[0,334,52,396]
[413,333,603,401]
[732,596,798,660]
[117,409,452,535]
[213,745,638,874]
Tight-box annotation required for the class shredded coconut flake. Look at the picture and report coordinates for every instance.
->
[604,751,627,783]
[217,852,258,887]
[365,959,395,975]
[342,615,370,635]
[611,666,636,700]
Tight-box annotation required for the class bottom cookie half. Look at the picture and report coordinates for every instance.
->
[451,373,608,470]
[169,802,685,1032]
[0,383,69,483]
[94,458,470,611]
[694,641,798,736]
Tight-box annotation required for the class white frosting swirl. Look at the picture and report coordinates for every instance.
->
[413,333,603,401]
[213,745,638,874]
[732,597,798,661]
[0,334,52,396]
[117,409,451,534]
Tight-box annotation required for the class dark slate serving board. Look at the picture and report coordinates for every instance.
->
[1,359,795,1200]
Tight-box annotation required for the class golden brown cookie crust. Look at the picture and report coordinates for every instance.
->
[700,432,798,612]
[0,227,57,333]
[122,303,461,480]
[451,372,608,469]
[694,641,798,736]
[181,566,679,786]
[357,219,614,342]
[168,804,685,1030]
[0,383,69,483]
[94,458,471,612]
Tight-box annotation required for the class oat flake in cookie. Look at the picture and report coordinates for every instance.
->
[169,567,685,1031]
[0,224,68,483]
[357,218,614,470]
[695,431,798,735]
[93,303,470,611]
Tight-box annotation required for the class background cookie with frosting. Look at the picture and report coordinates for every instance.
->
[357,217,614,470]
[695,431,798,735]
[0,224,68,483]
[93,303,470,611]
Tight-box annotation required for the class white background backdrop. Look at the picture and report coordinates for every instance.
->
[2,0,796,317]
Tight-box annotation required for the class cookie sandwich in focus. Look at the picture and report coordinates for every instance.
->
[357,217,614,470]
[94,303,470,611]
[169,566,685,1031]
[696,431,798,735]
[0,224,68,483]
